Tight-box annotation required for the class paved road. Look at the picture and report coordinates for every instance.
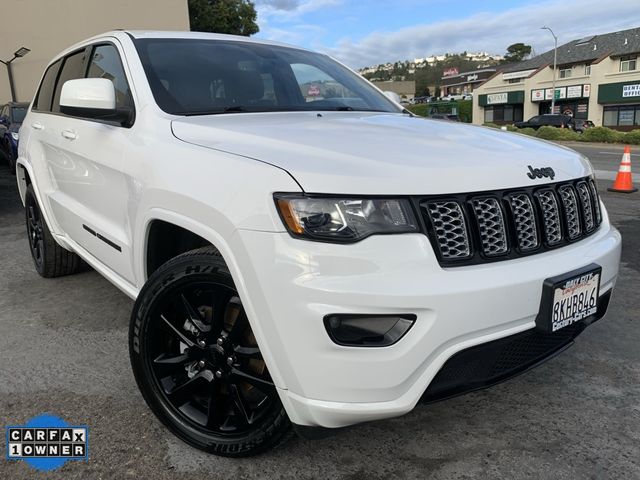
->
[0,154,638,479]
[558,142,638,182]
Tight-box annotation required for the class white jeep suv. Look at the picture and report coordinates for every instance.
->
[17,31,621,456]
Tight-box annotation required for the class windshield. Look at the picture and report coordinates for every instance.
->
[11,106,27,123]
[134,38,400,116]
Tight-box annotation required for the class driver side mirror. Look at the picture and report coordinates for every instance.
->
[60,78,132,127]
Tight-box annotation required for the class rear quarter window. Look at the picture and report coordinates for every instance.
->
[34,60,62,112]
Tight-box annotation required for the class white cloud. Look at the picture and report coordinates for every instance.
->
[318,0,639,68]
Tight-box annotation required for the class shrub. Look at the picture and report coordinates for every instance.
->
[483,122,500,129]
[407,104,428,117]
[534,126,579,141]
[457,100,472,123]
[515,127,537,136]
[579,126,623,143]
[622,129,640,145]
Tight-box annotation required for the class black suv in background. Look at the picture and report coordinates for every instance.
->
[514,114,574,130]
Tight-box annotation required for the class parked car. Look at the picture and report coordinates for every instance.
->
[442,93,472,102]
[429,113,460,121]
[514,114,575,130]
[573,119,595,133]
[0,102,28,173]
[17,31,621,457]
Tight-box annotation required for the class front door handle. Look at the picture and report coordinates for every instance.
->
[61,129,77,140]
[32,123,44,130]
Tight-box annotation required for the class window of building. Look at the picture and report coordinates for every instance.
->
[620,56,637,72]
[584,64,591,75]
[603,105,640,126]
[507,78,521,84]
[559,68,572,79]
[484,105,523,123]
[87,45,134,110]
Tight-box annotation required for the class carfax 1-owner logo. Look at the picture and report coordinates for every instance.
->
[5,414,89,471]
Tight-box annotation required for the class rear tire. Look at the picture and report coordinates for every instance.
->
[129,247,292,457]
[25,185,85,277]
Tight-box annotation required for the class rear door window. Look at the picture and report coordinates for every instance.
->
[34,60,62,112]
[52,50,88,113]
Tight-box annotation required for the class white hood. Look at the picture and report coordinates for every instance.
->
[171,112,592,195]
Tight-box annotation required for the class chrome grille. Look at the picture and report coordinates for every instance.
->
[508,193,539,251]
[558,185,581,240]
[425,201,470,259]
[535,190,563,246]
[576,181,595,232]
[471,197,508,256]
[589,179,602,224]
[420,176,602,266]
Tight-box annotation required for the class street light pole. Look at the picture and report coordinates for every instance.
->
[1,47,30,102]
[541,26,558,114]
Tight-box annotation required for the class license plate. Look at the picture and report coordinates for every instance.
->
[536,264,601,333]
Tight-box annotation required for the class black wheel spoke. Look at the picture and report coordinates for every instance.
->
[180,293,211,333]
[230,367,275,393]
[206,385,225,429]
[153,353,189,377]
[167,369,213,406]
[230,383,252,425]
[160,314,196,348]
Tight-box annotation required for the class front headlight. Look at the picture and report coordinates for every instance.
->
[10,132,19,141]
[274,194,419,242]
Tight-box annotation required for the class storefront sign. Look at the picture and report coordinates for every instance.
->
[531,89,545,101]
[478,90,524,107]
[583,84,591,98]
[502,70,536,81]
[443,68,459,77]
[545,87,566,100]
[466,74,478,82]
[486,93,508,105]
[567,85,582,98]
[622,84,640,97]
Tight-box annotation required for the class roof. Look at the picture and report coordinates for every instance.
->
[125,30,306,51]
[502,26,640,73]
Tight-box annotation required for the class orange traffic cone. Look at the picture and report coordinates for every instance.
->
[608,145,637,193]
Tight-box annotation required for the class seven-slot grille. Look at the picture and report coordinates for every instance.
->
[421,177,602,266]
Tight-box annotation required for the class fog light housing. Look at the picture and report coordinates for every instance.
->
[323,314,416,347]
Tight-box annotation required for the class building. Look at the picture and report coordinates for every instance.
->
[0,0,189,104]
[473,27,640,130]
[441,68,497,96]
[371,80,416,100]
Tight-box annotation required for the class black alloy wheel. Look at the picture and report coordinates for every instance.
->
[26,191,45,270]
[130,247,291,456]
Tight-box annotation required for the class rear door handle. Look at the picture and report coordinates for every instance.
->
[61,129,77,140]
[32,123,44,130]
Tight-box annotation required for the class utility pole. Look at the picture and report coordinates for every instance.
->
[541,27,558,114]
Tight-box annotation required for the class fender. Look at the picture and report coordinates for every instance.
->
[139,207,289,392]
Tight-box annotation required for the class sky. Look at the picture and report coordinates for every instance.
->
[253,0,640,68]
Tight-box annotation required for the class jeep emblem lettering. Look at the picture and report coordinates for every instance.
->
[527,165,555,180]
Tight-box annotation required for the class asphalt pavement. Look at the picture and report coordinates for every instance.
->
[0,143,639,479]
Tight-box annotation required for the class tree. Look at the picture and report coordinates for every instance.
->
[188,0,259,36]
[503,43,532,63]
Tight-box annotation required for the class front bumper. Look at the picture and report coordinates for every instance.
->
[231,210,621,429]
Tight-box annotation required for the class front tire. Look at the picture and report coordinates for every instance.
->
[25,185,84,277]
[129,247,291,457]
